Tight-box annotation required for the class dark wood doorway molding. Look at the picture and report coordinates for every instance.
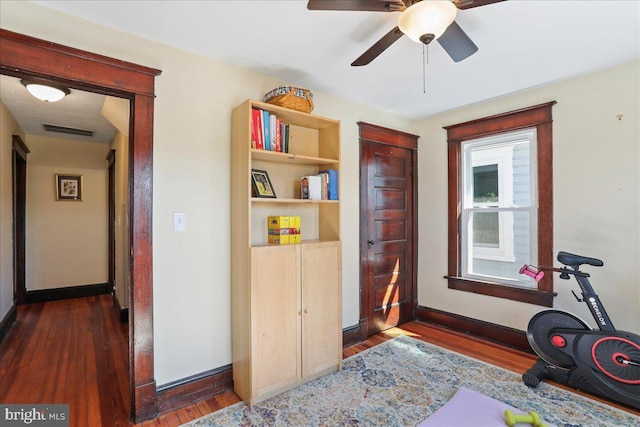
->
[12,135,29,306]
[107,149,116,297]
[0,29,162,423]
[358,122,419,341]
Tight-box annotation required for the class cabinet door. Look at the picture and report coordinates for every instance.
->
[250,245,301,396]
[300,241,342,377]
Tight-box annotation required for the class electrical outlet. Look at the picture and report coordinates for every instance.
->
[173,212,186,232]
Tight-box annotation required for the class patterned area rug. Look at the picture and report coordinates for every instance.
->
[184,335,639,427]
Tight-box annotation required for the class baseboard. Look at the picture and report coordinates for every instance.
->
[342,324,362,349]
[0,303,17,344]
[113,294,129,324]
[26,283,111,304]
[156,364,233,415]
[415,305,532,353]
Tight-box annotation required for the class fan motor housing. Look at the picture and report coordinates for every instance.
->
[419,33,436,44]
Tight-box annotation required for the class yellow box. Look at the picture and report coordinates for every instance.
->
[289,216,300,244]
[268,234,290,244]
[268,216,290,230]
[268,216,290,244]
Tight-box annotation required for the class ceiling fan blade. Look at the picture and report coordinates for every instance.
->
[307,0,404,12]
[453,0,506,10]
[437,21,478,62]
[351,26,404,66]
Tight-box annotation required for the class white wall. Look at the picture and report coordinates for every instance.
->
[0,1,415,385]
[0,101,25,320]
[417,60,640,333]
[25,135,110,291]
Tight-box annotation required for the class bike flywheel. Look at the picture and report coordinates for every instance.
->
[527,310,591,368]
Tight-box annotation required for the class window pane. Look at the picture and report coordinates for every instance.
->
[466,210,532,285]
[473,211,499,247]
[473,164,498,203]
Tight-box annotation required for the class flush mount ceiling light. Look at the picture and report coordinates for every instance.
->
[398,0,458,45]
[21,78,70,102]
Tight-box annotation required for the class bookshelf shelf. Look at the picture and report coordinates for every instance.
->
[251,197,338,204]
[251,149,338,166]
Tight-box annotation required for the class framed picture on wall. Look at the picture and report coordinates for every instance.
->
[251,169,276,198]
[55,174,83,201]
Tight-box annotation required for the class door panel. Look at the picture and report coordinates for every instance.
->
[301,241,341,377]
[251,246,300,395]
[360,123,417,337]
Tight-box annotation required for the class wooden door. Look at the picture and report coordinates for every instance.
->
[359,123,418,337]
[301,241,341,377]
[250,245,300,398]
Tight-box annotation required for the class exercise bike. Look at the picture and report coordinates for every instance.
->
[519,251,640,410]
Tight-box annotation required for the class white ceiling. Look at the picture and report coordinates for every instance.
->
[17,0,640,122]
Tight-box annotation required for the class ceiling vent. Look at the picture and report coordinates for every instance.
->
[42,124,94,137]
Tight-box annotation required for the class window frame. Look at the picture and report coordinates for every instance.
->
[445,102,557,307]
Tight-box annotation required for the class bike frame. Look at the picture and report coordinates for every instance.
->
[560,266,615,333]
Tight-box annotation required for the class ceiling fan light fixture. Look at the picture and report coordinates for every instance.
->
[398,0,457,44]
[21,78,70,103]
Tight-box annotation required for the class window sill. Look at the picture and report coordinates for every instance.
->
[445,276,556,307]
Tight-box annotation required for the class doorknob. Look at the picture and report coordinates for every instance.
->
[368,240,375,247]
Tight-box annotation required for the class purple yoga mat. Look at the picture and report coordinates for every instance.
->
[416,386,556,427]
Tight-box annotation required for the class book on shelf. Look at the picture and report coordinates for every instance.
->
[319,169,339,200]
[250,108,291,153]
[262,110,271,151]
[275,117,282,152]
[301,175,322,200]
[251,109,264,150]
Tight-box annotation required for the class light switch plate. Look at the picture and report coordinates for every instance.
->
[173,212,186,231]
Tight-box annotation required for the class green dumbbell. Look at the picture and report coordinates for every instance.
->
[504,410,549,427]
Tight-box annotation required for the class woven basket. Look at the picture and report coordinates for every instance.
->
[263,86,314,113]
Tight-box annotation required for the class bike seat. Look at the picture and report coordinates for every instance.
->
[557,251,603,268]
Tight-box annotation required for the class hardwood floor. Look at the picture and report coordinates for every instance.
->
[1,296,637,427]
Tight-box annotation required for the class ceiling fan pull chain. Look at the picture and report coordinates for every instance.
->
[422,43,429,94]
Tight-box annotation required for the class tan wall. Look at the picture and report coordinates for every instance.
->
[417,60,640,333]
[25,135,110,291]
[0,101,25,319]
[0,1,415,385]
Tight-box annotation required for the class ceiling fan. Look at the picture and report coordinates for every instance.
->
[307,0,505,66]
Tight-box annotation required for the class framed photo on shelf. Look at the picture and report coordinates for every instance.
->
[251,169,276,198]
[55,174,83,201]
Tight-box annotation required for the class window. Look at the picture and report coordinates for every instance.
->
[445,102,556,306]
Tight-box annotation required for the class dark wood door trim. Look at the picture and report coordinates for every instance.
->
[107,149,116,297]
[0,29,161,423]
[358,122,419,340]
[12,135,28,306]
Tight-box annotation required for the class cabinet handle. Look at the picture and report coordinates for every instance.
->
[303,308,308,314]
[298,310,302,315]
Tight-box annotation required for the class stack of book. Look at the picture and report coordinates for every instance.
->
[251,108,291,153]
[301,169,338,201]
